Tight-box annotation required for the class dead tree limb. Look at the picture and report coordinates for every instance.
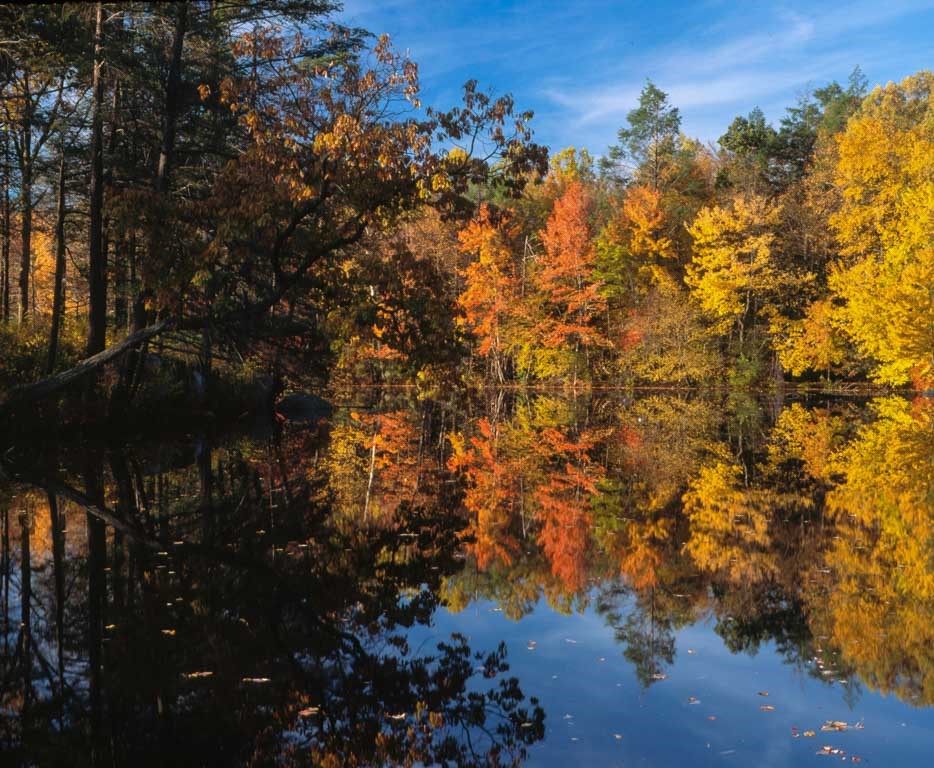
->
[0,320,171,416]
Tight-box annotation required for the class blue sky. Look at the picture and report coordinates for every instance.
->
[338,0,934,155]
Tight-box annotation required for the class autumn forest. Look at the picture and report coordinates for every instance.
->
[0,3,930,420]
[0,2,931,766]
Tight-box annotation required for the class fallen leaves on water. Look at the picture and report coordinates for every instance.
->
[820,721,849,732]
[184,671,213,679]
[614,734,623,740]
[386,713,406,720]
[803,730,816,737]
[241,677,271,684]
[160,629,176,636]
[651,673,667,680]
[687,697,701,704]
[757,691,769,697]
[298,706,320,717]
[707,715,717,721]
[759,705,776,711]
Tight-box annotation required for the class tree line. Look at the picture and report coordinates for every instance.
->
[449,71,932,390]
[0,2,930,411]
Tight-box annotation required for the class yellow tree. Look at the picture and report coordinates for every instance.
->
[827,70,934,387]
[771,297,847,379]
[809,397,934,704]
[682,458,778,584]
[685,194,783,346]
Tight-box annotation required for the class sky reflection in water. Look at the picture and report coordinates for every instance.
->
[0,391,931,766]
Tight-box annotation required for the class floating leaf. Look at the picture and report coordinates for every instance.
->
[760,705,776,711]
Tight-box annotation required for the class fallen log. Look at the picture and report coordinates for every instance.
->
[0,320,171,417]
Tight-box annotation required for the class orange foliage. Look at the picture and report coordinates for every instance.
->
[457,206,521,378]
[535,182,608,353]
[448,418,522,568]
[532,426,605,592]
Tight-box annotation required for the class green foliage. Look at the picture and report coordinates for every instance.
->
[602,80,682,188]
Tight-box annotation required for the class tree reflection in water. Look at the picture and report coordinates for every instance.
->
[0,413,544,766]
[0,390,931,763]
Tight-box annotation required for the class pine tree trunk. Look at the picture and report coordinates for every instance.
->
[0,134,9,322]
[134,1,187,335]
[86,2,107,357]
[18,134,32,322]
[47,149,67,374]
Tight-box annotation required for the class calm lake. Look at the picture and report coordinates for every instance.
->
[0,390,931,766]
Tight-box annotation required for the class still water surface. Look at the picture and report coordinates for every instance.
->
[0,390,931,766]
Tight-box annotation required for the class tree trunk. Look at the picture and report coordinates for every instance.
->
[1,133,10,322]
[0,509,7,653]
[47,148,67,374]
[18,132,32,323]
[19,507,32,712]
[133,1,188,335]
[114,237,127,329]
[87,2,107,357]
[0,320,171,417]
[49,493,66,690]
